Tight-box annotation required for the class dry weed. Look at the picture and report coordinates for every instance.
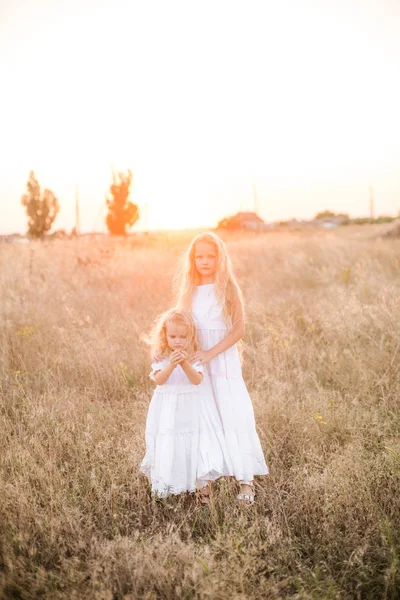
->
[1,231,399,599]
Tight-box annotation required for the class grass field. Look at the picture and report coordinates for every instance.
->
[1,228,399,599]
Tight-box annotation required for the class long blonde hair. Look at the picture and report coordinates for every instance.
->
[150,308,200,359]
[176,231,244,325]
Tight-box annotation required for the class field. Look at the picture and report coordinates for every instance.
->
[1,228,400,599]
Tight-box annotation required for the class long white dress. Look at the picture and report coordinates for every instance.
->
[139,358,232,497]
[192,283,269,482]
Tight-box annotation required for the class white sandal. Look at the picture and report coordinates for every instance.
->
[237,481,255,504]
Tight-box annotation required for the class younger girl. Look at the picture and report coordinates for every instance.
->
[177,232,268,504]
[140,308,231,502]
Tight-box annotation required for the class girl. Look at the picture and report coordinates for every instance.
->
[140,308,231,503]
[177,232,268,504]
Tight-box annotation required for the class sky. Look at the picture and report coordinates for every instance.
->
[0,0,400,234]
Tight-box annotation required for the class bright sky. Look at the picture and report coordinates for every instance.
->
[1,0,400,234]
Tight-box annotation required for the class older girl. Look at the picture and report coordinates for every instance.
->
[177,232,268,504]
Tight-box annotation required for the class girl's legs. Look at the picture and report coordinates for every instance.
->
[197,480,255,504]
[238,480,255,503]
[197,480,212,505]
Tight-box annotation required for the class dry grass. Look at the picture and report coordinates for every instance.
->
[1,229,399,599]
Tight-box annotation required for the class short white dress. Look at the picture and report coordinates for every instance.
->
[192,283,269,482]
[139,358,231,497]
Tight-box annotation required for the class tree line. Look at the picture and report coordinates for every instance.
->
[20,170,139,238]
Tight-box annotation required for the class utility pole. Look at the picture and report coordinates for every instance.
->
[252,175,259,215]
[369,184,374,220]
[75,184,81,235]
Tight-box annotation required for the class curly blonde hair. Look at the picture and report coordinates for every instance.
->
[150,308,200,359]
[176,231,244,326]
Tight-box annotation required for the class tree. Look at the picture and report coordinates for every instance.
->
[105,169,139,235]
[314,210,349,224]
[314,210,336,220]
[21,171,60,238]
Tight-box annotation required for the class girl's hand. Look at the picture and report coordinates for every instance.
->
[170,350,185,365]
[190,350,212,365]
[152,352,162,363]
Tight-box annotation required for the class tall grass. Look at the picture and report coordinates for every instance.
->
[1,230,399,599]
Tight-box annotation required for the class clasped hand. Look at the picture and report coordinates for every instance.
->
[169,350,188,365]
[168,350,212,367]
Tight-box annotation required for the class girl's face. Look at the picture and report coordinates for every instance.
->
[166,321,189,351]
[194,242,217,280]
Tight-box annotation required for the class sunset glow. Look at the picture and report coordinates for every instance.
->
[1,0,400,233]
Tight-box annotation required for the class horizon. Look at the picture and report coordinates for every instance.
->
[2,203,399,238]
[1,173,400,236]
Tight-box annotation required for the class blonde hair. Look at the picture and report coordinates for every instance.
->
[150,308,200,359]
[176,231,244,325]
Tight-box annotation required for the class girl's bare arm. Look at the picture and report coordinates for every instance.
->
[207,322,244,361]
[153,362,175,385]
[179,360,203,385]
[192,294,245,363]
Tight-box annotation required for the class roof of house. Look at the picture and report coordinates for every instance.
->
[233,212,265,222]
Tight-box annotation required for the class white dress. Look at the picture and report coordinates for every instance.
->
[192,283,269,482]
[139,359,231,497]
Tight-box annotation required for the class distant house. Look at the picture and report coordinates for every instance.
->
[217,211,269,231]
[313,213,349,228]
